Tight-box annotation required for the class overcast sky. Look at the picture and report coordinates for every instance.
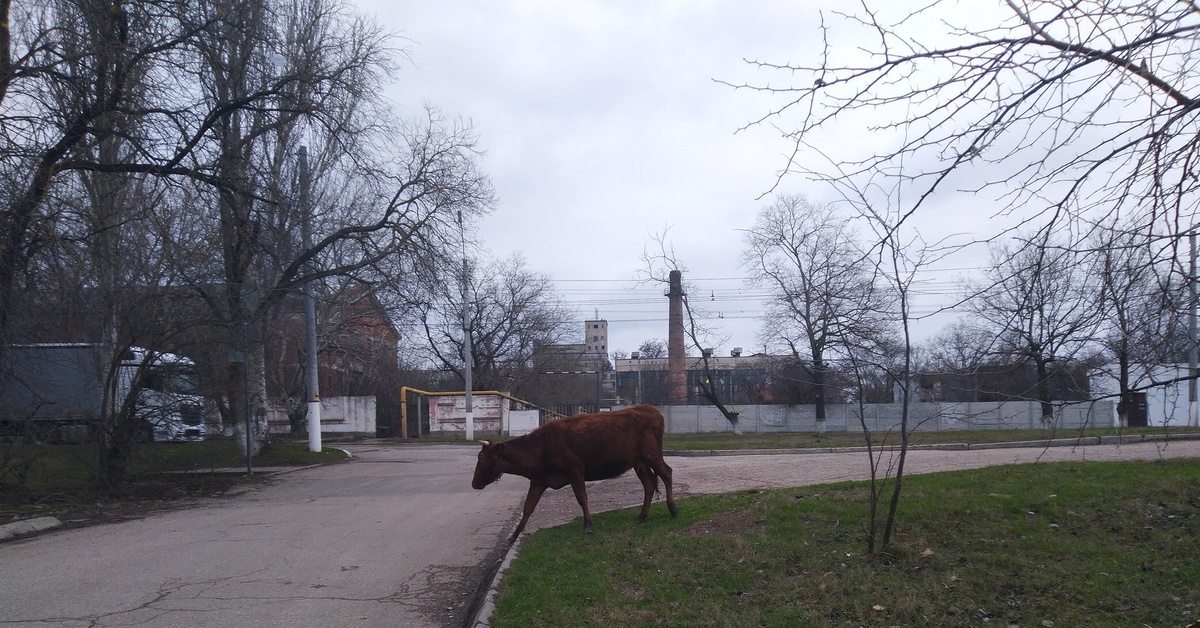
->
[354,0,976,357]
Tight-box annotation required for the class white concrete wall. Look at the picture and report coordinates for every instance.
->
[1090,364,1192,427]
[645,400,1114,434]
[266,396,376,434]
[505,410,539,436]
[428,394,504,433]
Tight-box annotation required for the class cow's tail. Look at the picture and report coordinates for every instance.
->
[637,462,661,497]
[646,409,667,498]
[653,415,666,498]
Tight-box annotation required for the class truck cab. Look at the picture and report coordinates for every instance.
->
[125,347,206,442]
[1,344,207,442]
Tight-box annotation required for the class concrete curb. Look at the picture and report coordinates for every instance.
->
[470,535,524,628]
[0,516,62,542]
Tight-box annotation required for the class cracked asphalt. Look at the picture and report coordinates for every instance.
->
[2,438,1197,627]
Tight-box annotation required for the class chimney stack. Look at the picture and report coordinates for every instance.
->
[667,270,686,403]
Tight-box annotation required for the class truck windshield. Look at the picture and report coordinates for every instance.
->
[144,366,200,396]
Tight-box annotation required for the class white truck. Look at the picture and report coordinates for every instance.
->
[0,343,206,442]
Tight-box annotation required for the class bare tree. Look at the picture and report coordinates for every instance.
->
[1091,219,1184,425]
[921,321,993,402]
[742,193,885,433]
[166,0,495,455]
[638,338,667,359]
[414,253,575,394]
[729,1,1200,245]
[1,0,496,461]
[968,236,1101,424]
[730,0,1200,428]
[0,0,186,361]
[0,0,214,488]
[731,0,1185,555]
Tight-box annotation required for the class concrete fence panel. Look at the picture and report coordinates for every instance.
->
[647,400,1115,434]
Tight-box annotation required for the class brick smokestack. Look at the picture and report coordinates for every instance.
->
[667,270,686,403]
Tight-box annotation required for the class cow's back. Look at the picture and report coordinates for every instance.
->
[539,406,665,481]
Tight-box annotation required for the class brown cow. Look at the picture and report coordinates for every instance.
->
[471,405,678,541]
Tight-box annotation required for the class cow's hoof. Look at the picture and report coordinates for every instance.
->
[636,516,647,524]
[668,504,679,518]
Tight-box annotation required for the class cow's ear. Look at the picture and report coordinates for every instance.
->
[494,442,506,460]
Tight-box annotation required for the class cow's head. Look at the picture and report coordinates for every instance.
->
[471,440,506,489]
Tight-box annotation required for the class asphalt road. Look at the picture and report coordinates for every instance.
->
[2,438,1197,628]
[0,443,526,628]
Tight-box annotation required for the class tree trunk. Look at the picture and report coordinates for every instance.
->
[231,342,268,459]
[1035,358,1054,426]
[812,355,827,434]
[1116,350,1130,428]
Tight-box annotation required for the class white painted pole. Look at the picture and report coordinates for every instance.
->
[300,146,321,452]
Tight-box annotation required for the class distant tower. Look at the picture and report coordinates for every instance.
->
[584,319,608,355]
[667,270,686,403]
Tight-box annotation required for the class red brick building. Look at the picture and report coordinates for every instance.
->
[266,288,400,433]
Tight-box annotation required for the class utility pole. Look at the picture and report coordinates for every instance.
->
[300,146,321,452]
[459,211,474,440]
[463,258,474,440]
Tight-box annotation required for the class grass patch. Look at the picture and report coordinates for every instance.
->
[1,439,346,524]
[663,426,1200,451]
[131,438,345,473]
[491,459,1200,627]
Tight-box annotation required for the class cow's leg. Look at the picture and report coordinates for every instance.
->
[634,464,656,523]
[649,457,678,518]
[512,483,547,543]
[568,474,594,534]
